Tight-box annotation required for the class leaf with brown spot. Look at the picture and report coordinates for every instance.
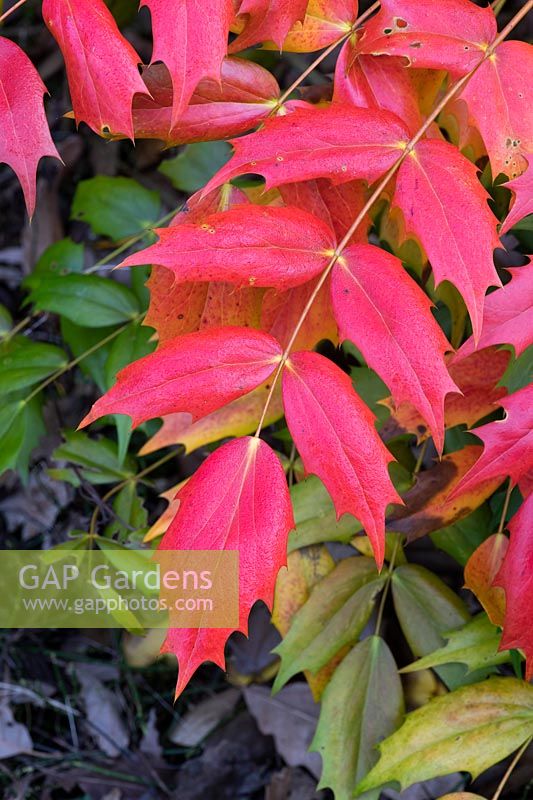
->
[387,446,504,541]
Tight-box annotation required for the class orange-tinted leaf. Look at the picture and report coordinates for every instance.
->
[495,493,533,679]
[282,351,401,566]
[140,380,284,455]
[160,436,294,696]
[394,139,501,340]
[79,327,282,429]
[230,0,308,51]
[43,0,148,138]
[120,205,335,290]
[131,58,279,145]
[460,42,533,179]
[141,0,232,127]
[263,0,358,53]
[359,0,496,74]
[464,534,508,626]
[0,37,60,216]
[457,265,533,360]
[332,243,458,451]
[204,104,410,193]
[381,348,511,443]
[261,275,338,352]
[451,385,533,497]
[387,446,504,541]
[334,41,423,135]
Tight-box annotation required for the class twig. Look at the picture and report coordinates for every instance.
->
[491,736,533,800]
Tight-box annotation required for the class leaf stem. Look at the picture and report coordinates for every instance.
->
[0,0,27,24]
[254,0,533,438]
[491,736,532,800]
[497,479,513,535]
[374,534,401,636]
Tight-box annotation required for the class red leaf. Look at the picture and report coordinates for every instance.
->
[394,138,501,341]
[79,327,282,428]
[451,384,533,497]
[282,351,401,566]
[141,0,232,127]
[334,42,422,136]
[119,205,336,290]
[457,265,533,361]
[359,0,496,74]
[131,58,279,145]
[331,244,458,451]
[459,42,533,179]
[203,104,410,193]
[381,347,511,444]
[230,0,308,51]
[0,37,59,216]
[495,492,533,679]
[501,161,533,234]
[43,0,148,138]
[159,436,294,696]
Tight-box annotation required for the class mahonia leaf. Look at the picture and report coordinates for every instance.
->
[459,42,533,179]
[203,104,410,192]
[79,327,282,428]
[394,139,501,341]
[381,348,511,444]
[312,636,404,800]
[140,381,284,455]
[457,265,533,360]
[159,436,294,697]
[495,492,533,679]
[334,41,423,135]
[359,0,497,74]
[388,446,504,541]
[262,0,359,53]
[464,534,508,627]
[141,0,232,127]
[357,677,533,794]
[119,205,335,290]
[230,0,308,51]
[501,161,533,233]
[131,58,279,145]
[331,243,458,451]
[282,351,401,566]
[43,0,148,138]
[451,385,533,496]
[0,37,60,216]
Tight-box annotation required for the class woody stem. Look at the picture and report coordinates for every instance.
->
[254,0,533,438]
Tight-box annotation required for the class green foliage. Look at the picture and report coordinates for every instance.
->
[71,177,161,240]
[159,141,231,193]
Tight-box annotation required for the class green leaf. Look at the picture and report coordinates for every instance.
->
[356,677,533,795]
[312,636,404,800]
[0,304,13,335]
[351,366,390,426]
[105,321,155,462]
[401,615,510,675]
[159,142,231,193]
[273,557,385,691]
[22,239,84,291]
[30,274,140,327]
[71,177,160,241]
[391,564,471,689]
[61,319,117,390]
[0,397,45,479]
[498,345,533,394]
[52,431,134,484]
[103,482,148,541]
[0,337,67,394]
[288,476,362,551]
[430,506,491,566]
